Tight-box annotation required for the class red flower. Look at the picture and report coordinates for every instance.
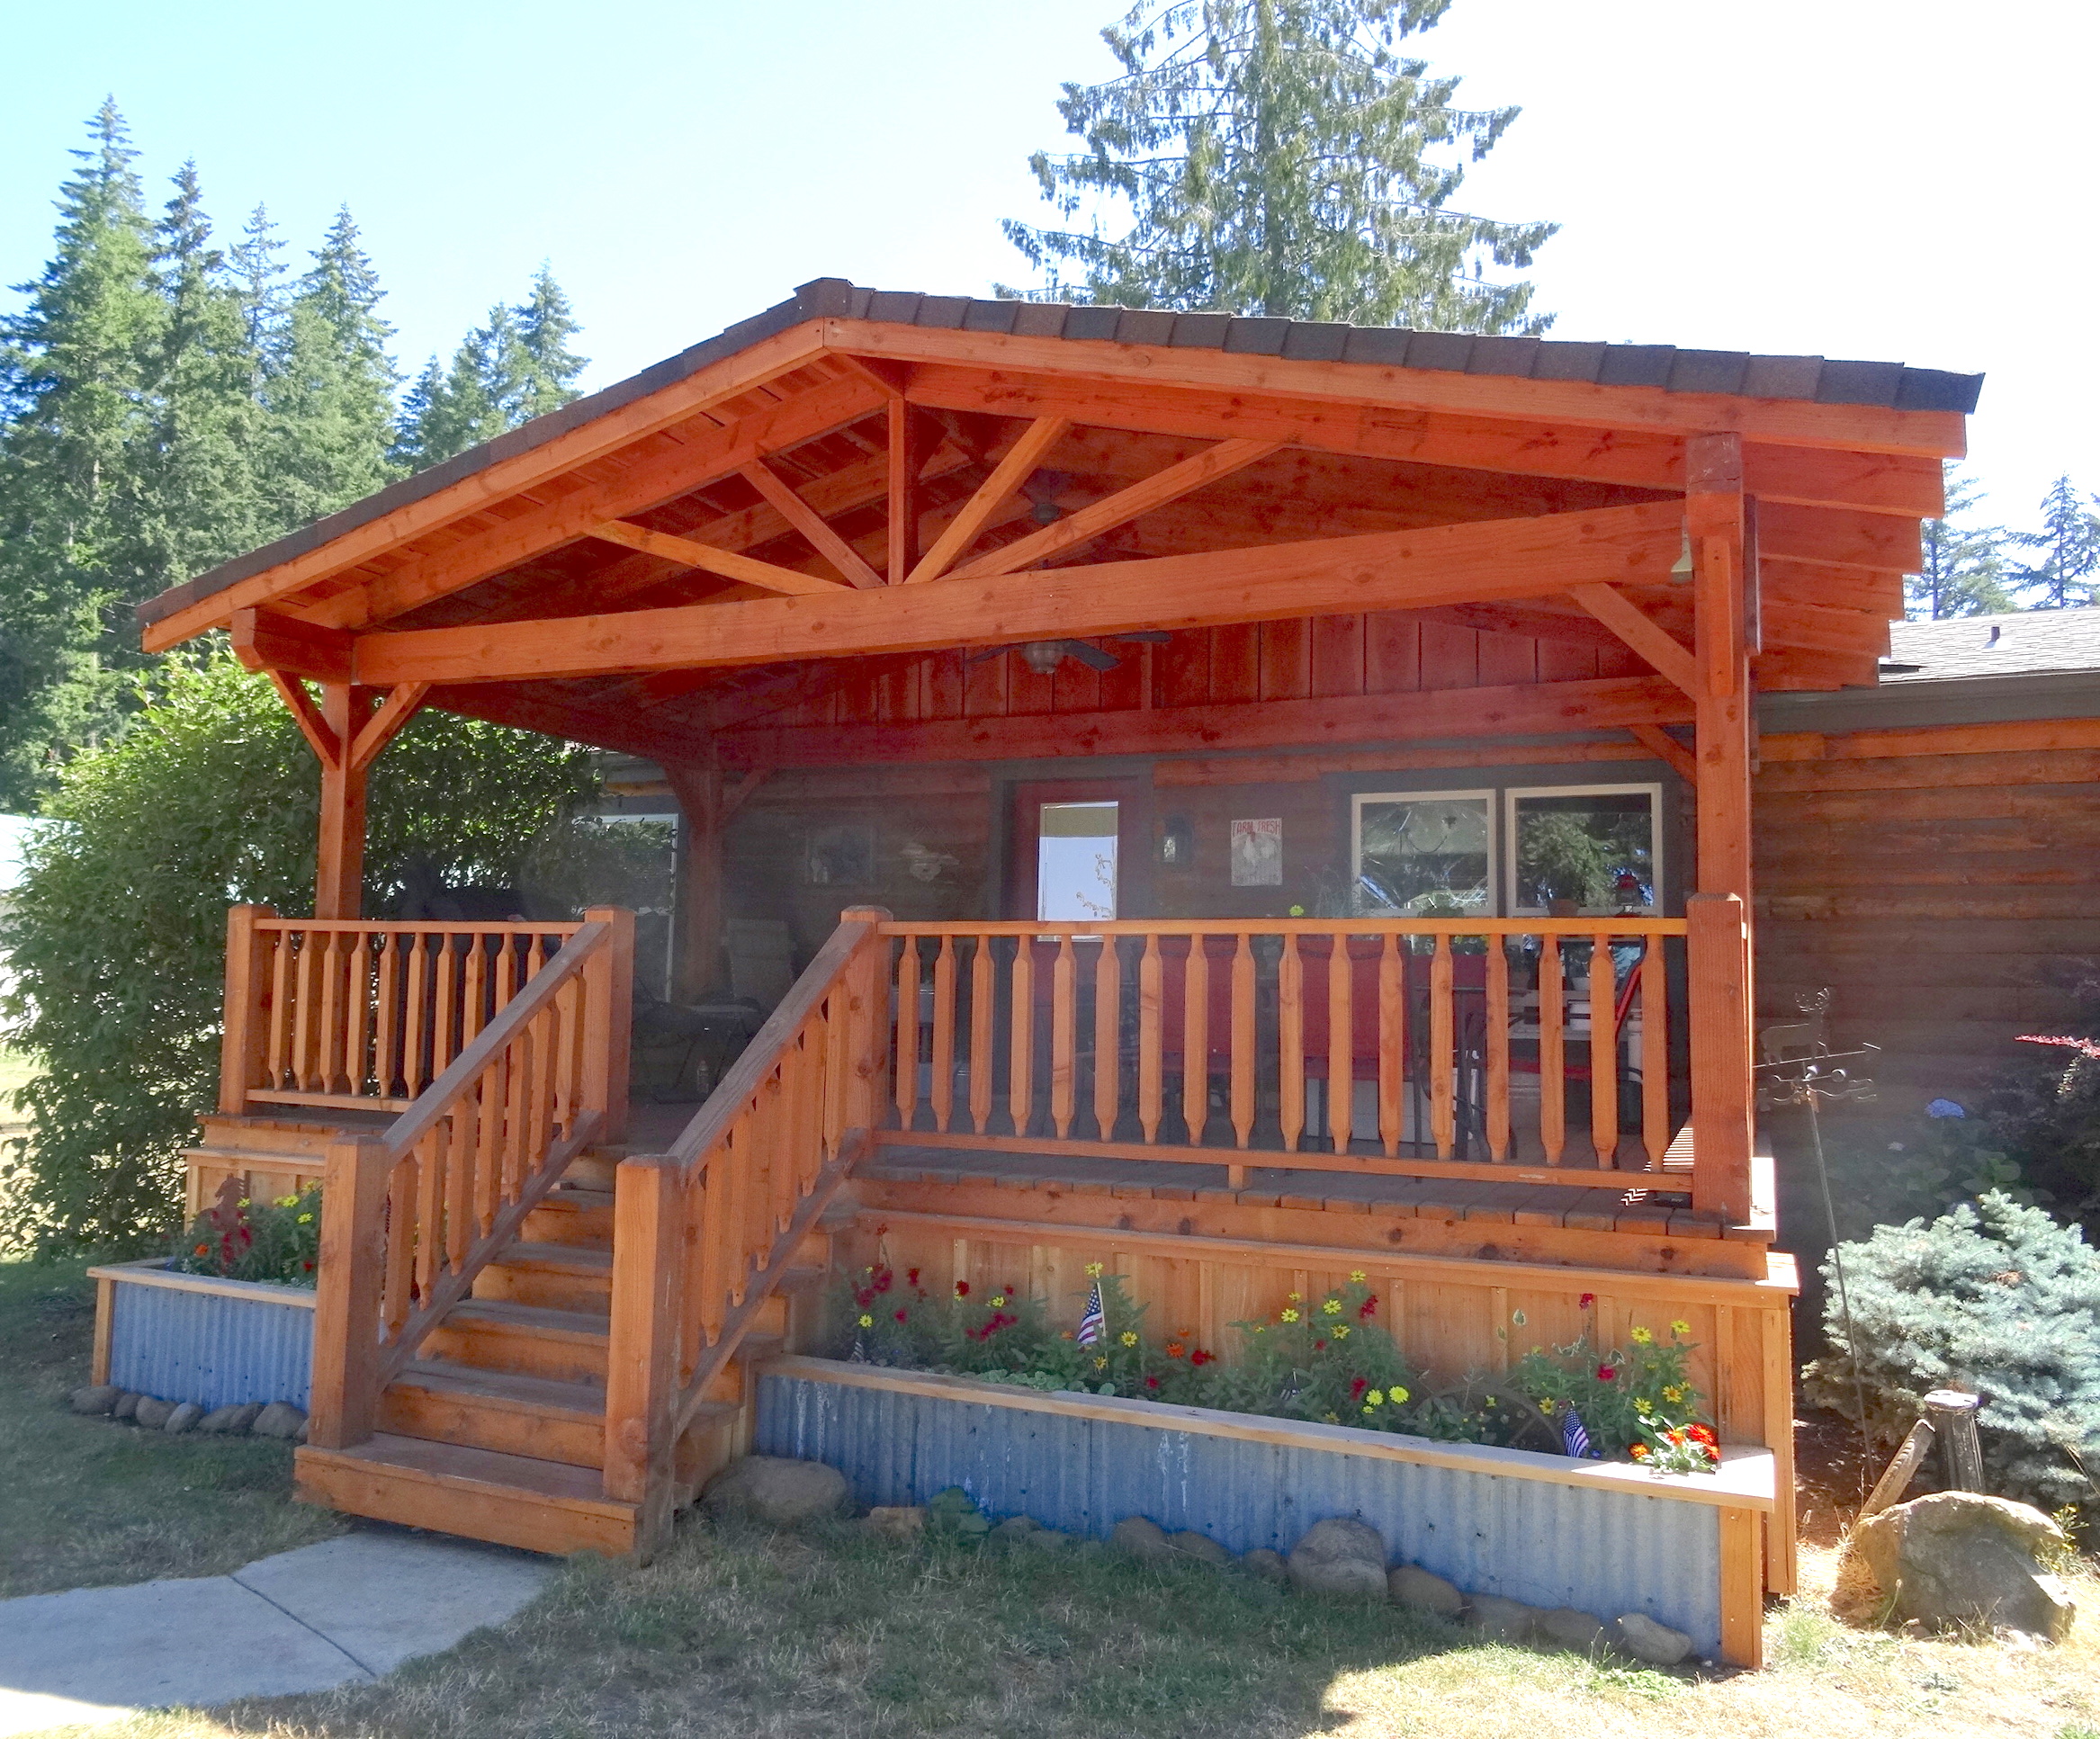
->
[855,1288,875,1308]
[906,1268,920,1286]
[1579,1293,1595,1309]
[1358,1295,1378,1320]
[1686,1422,1718,1448]
[1314,1340,1326,1352]
[1597,1365,1617,1382]
[954,1280,969,1298]
[1144,1376,1161,1390]
[893,1309,908,1322]
[1350,1376,1369,1401]
[873,1269,893,1294]
[1189,1349,1216,1367]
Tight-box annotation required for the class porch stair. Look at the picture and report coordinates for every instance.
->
[293,1151,834,1556]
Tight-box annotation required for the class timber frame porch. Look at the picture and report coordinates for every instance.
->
[141,280,1975,1665]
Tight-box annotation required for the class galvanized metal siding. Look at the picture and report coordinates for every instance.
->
[107,1279,313,1410]
[758,1374,1720,1656]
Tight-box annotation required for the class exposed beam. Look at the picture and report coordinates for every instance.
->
[300,372,888,631]
[905,415,1069,583]
[354,500,1684,686]
[893,362,1946,516]
[139,324,837,651]
[266,671,340,770]
[736,460,883,587]
[1570,582,1701,699]
[1628,723,1698,784]
[420,683,716,764]
[954,437,1284,578]
[588,519,851,597]
[823,319,1970,459]
[233,609,353,684]
[885,398,937,581]
[711,675,1692,770]
[346,683,431,773]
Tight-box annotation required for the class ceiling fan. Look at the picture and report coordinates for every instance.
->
[967,632,1173,677]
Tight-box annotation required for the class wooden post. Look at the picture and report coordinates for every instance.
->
[885,399,929,583]
[840,906,893,1131]
[603,1156,685,1554]
[1925,1389,1987,1491]
[1717,1501,1764,1669]
[219,903,278,1115]
[580,907,636,1143]
[1686,893,1754,1223]
[307,1136,390,1449]
[1861,1416,1937,1519]
[315,684,375,920]
[664,764,726,999]
[91,1274,115,1385]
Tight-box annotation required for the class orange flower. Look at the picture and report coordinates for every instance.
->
[1165,1340,1187,1359]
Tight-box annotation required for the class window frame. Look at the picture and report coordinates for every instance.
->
[1502,781,1665,918]
[1349,786,1501,919]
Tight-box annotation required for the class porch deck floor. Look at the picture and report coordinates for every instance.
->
[860,1139,1765,1242]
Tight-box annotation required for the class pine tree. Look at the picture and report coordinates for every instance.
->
[1906,465,2010,620]
[513,263,587,422]
[2009,475,2100,611]
[394,266,588,469]
[1002,0,1554,329]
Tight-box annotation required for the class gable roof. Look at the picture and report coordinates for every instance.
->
[1885,606,2100,681]
[137,276,1984,634]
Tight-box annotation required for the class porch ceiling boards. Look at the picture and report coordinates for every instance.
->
[138,278,1974,766]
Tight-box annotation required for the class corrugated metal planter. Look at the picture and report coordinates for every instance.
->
[758,1356,1774,1666]
[88,1259,315,1410]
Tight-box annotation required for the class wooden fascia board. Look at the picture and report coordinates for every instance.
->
[821,319,1970,460]
[352,499,1683,687]
[710,675,1693,770]
[138,323,840,652]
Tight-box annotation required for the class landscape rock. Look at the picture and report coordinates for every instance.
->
[163,1402,204,1434]
[1611,1611,1694,1666]
[1388,1564,1465,1618]
[865,1505,927,1541]
[1853,1491,2078,1641]
[69,1385,120,1415]
[198,1403,265,1435]
[112,1392,140,1421]
[1290,1516,1387,1570]
[992,1516,1040,1541]
[1021,1528,1071,1552]
[252,1402,307,1440]
[132,1396,176,1430]
[1168,1530,1233,1566]
[1290,1558,1391,1600]
[1537,1607,1609,1653]
[1241,1547,1289,1583]
[1110,1516,1173,1564]
[701,1456,848,1525]
[1464,1594,1542,1644]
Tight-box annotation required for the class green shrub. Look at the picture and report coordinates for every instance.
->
[0,649,597,1256]
[1801,1191,2100,1511]
[171,1185,321,1286]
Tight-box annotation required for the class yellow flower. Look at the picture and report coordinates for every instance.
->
[296,1213,313,1224]
[1663,1385,1685,1403]
[857,1314,874,1328]
[1322,1299,1342,1316]
[1391,1385,1409,1403]
[1539,1396,1556,1414]
[1365,1390,1384,1407]
[1084,1261,1104,1277]
[1094,1357,1108,1370]
[1119,1331,1138,1347]
[1670,1320,1691,1337]
[1349,1270,1367,1284]
[1630,1325,1654,1346]
[276,1195,298,1207]
[1279,1309,1300,1324]
[1333,1326,1351,1340]
[1635,1397,1653,1415]
[1361,1404,1377,1416]
[237,1198,249,1208]
[990,1295,1007,1308]
[1288,1292,1302,1304]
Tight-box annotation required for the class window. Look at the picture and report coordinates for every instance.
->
[1037,802,1118,920]
[1351,791,1496,918]
[1505,784,1661,916]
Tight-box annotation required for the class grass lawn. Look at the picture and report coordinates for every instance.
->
[0,1255,344,1600]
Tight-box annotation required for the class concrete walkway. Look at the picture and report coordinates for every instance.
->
[0,1531,551,1736]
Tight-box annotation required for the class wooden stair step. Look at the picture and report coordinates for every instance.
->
[473,1241,615,1311]
[523,1186,615,1250]
[422,1298,610,1384]
[381,1358,606,1467]
[295,1433,638,1556]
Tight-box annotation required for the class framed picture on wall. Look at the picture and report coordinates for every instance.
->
[1230,817,1282,886]
[804,823,875,887]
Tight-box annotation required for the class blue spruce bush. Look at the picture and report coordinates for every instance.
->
[1801,1191,2100,1512]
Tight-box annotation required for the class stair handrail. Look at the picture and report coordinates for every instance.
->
[603,906,889,1540]
[309,906,635,1450]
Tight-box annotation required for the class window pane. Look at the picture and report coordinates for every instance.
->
[1355,795,1492,917]
[1037,802,1117,920]
[1511,790,1656,912]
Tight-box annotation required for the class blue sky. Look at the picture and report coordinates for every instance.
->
[5,0,2093,531]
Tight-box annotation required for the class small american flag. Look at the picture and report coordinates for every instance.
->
[1562,1408,1594,1459]
[1077,1280,1105,1347]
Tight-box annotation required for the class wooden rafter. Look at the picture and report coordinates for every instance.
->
[354,500,1683,686]
[736,460,883,587]
[952,437,1284,578]
[267,670,340,769]
[1570,582,1701,699]
[905,415,1069,583]
[588,520,851,597]
[1628,722,1698,783]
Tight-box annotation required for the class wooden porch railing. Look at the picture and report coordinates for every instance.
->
[875,916,1693,1189]
[307,908,634,1448]
[220,906,587,1116]
[602,907,889,1539]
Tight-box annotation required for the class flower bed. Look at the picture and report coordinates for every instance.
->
[754,1354,1775,1665]
[87,1259,314,1412]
